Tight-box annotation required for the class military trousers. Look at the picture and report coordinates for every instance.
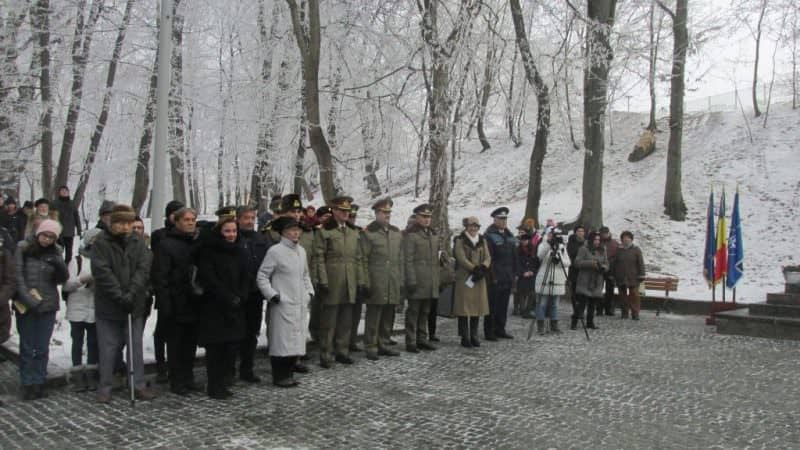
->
[308,294,322,344]
[319,304,353,362]
[364,304,395,355]
[405,299,432,347]
[350,300,363,346]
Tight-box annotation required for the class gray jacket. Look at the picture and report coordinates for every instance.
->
[574,246,609,298]
[91,231,152,320]
[15,239,68,313]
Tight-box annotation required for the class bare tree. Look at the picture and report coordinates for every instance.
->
[657,0,688,221]
[286,0,338,203]
[509,0,550,223]
[54,0,103,191]
[168,0,187,204]
[752,0,768,117]
[32,0,54,196]
[74,0,135,208]
[131,50,158,215]
[647,0,665,131]
[573,0,617,231]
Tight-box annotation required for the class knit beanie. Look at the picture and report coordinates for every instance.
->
[110,204,136,224]
[36,219,62,238]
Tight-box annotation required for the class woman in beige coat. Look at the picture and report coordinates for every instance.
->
[452,216,491,348]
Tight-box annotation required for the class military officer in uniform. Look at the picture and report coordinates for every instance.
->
[347,204,366,352]
[312,196,368,368]
[360,198,402,361]
[402,204,440,352]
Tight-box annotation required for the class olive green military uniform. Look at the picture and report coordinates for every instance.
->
[402,217,441,350]
[312,200,366,365]
[361,218,404,357]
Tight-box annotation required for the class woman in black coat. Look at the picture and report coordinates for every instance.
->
[194,216,249,399]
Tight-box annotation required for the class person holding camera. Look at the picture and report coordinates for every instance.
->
[193,215,249,399]
[534,228,571,335]
[612,231,646,320]
[572,232,609,330]
[452,216,491,348]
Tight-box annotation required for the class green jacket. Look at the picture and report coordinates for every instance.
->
[91,231,152,320]
[402,224,441,300]
[360,221,404,305]
[312,219,365,305]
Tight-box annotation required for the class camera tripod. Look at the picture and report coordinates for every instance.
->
[527,246,590,341]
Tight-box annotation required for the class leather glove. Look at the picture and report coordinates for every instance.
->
[357,285,370,298]
[316,284,329,298]
[231,296,242,308]
[269,294,281,305]
[119,294,135,313]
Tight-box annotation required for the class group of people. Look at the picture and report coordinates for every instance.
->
[0,187,646,405]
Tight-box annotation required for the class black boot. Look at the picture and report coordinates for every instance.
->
[458,317,471,347]
[570,317,578,330]
[469,317,480,347]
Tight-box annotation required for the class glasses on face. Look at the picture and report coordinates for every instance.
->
[38,233,57,242]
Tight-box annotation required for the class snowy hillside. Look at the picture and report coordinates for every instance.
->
[368,104,800,304]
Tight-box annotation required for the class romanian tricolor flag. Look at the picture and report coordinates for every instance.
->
[713,189,728,284]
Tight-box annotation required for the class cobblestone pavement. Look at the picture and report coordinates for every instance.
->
[1,307,800,449]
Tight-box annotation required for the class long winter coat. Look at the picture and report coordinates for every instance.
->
[574,246,609,298]
[62,256,95,323]
[15,238,68,313]
[194,233,249,346]
[151,229,200,323]
[452,232,491,317]
[612,244,645,288]
[238,229,272,296]
[484,224,518,288]
[91,231,151,320]
[51,196,82,237]
[402,224,442,300]
[257,237,314,356]
[535,240,571,297]
[0,246,17,343]
[360,221,404,305]
[516,240,540,294]
[312,219,365,305]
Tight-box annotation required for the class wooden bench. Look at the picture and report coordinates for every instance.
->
[643,276,680,316]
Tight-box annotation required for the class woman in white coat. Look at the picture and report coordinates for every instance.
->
[257,217,314,387]
[534,228,571,335]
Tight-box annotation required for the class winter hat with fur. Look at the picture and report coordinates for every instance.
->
[36,219,62,238]
[110,204,136,224]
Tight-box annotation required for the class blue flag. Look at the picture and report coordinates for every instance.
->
[726,189,743,289]
[703,190,716,286]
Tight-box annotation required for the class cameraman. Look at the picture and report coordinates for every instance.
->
[572,232,609,330]
[534,227,571,335]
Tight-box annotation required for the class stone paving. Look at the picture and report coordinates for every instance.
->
[1,307,800,449]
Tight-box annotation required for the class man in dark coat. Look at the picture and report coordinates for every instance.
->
[149,199,183,382]
[51,186,82,264]
[236,205,273,383]
[2,198,26,243]
[598,226,619,316]
[91,205,154,403]
[484,207,518,340]
[151,207,202,395]
[566,224,586,297]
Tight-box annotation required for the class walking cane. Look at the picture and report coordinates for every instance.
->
[127,313,136,407]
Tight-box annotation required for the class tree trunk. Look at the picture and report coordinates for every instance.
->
[646,0,661,131]
[752,0,766,118]
[168,0,187,204]
[359,95,382,198]
[662,0,688,221]
[287,0,337,203]
[73,0,135,209]
[55,0,103,191]
[506,46,521,147]
[0,7,31,195]
[574,0,617,231]
[476,39,494,152]
[250,0,278,210]
[510,0,550,224]
[131,49,158,215]
[33,0,54,197]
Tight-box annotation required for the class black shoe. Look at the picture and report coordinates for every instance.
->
[293,363,310,374]
[349,344,363,352]
[429,336,440,342]
[386,339,398,346]
[406,345,419,353]
[273,378,299,388]
[470,337,481,347]
[208,388,234,399]
[605,311,615,316]
[319,358,333,369]
[570,318,578,330]
[240,373,262,383]
[377,348,400,357]
[170,386,190,396]
[497,332,514,339]
[587,323,598,329]
[460,337,472,348]
[484,335,498,342]
[417,341,437,351]
[34,385,47,399]
[366,353,379,361]
[186,381,205,392]
[22,386,36,401]
[335,354,354,365]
